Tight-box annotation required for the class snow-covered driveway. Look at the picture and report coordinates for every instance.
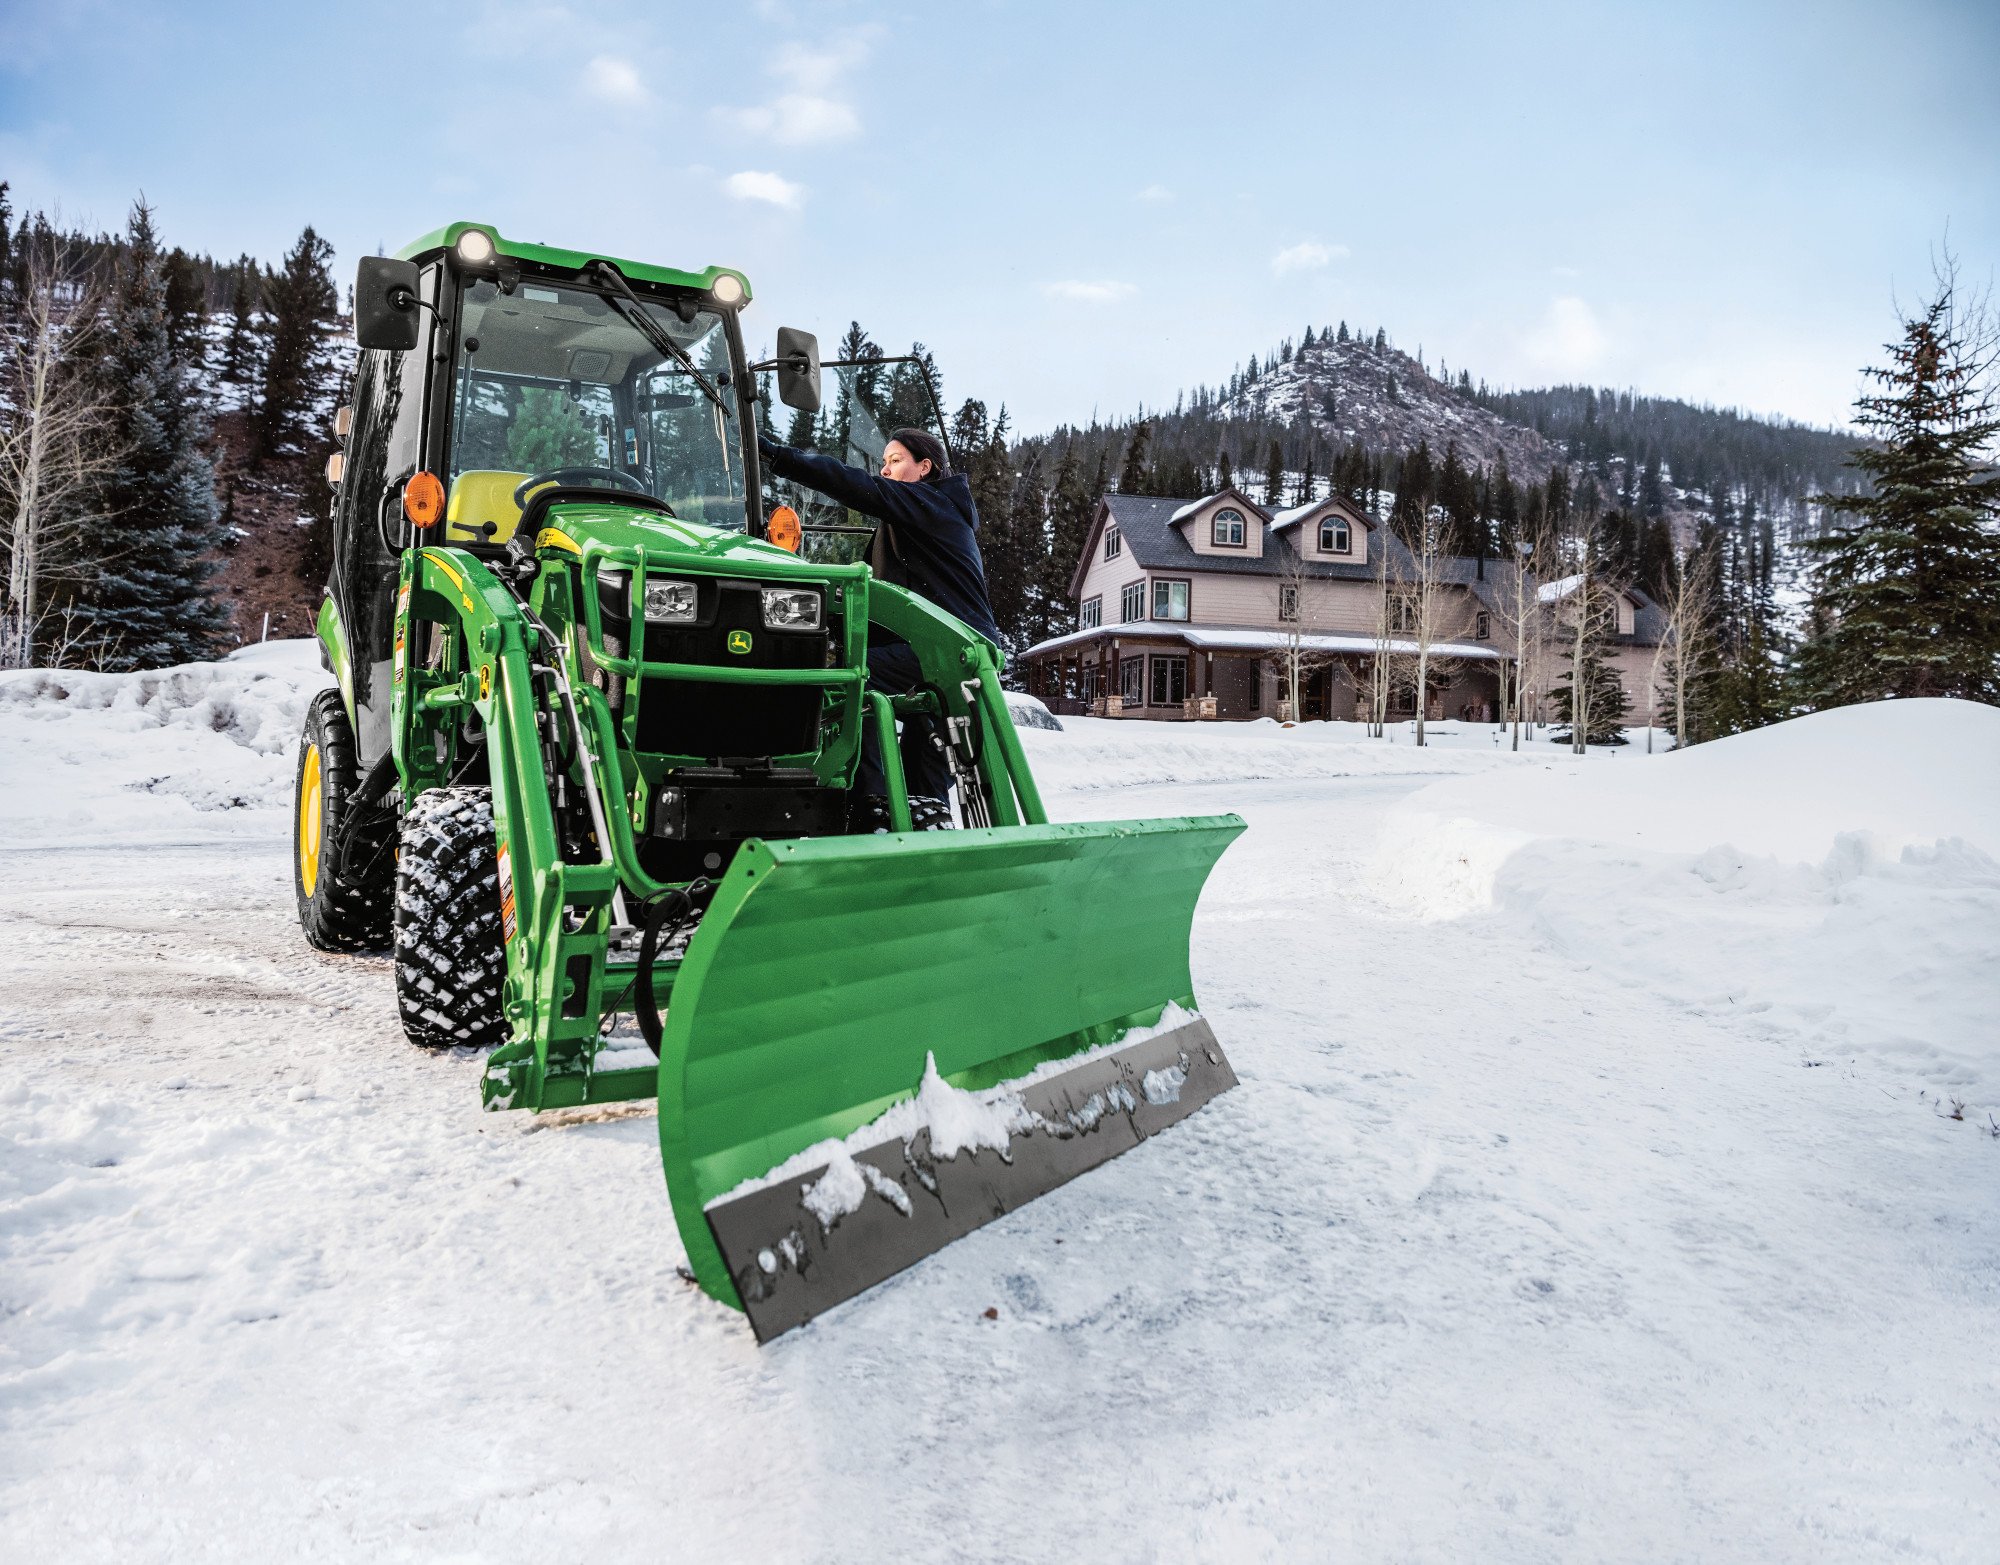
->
[3,652,1995,1562]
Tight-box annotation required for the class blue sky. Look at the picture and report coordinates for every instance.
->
[3,0,1995,436]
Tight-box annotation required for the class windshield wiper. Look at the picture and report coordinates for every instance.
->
[585,260,731,418]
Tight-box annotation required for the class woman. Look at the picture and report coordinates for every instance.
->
[757,427,1000,827]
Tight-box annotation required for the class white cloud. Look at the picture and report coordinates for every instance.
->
[1135,184,1174,204]
[719,94,860,145]
[724,170,804,210]
[1524,295,1608,373]
[717,28,875,145]
[582,54,647,105]
[1044,280,1136,304]
[771,35,875,92]
[1271,241,1349,275]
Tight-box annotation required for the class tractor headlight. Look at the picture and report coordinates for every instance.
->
[455,229,497,267]
[711,273,745,306]
[761,587,822,630]
[643,579,699,623]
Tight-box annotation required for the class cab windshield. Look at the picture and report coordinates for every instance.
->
[444,276,746,543]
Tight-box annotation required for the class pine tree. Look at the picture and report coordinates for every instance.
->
[1216,447,1234,493]
[1262,439,1284,507]
[1291,449,1317,507]
[73,201,229,669]
[252,225,337,462]
[219,259,261,385]
[1373,328,1386,351]
[1116,420,1152,493]
[1337,321,1350,344]
[1392,440,1433,534]
[1639,453,1667,518]
[1040,441,1099,631]
[162,247,205,371]
[1795,269,2000,706]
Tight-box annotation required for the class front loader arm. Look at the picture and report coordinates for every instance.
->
[394,546,623,1108]
[864,581,1046,827]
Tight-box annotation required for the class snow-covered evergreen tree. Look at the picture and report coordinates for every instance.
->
[252,226,337,462]
[73,202,228,669]
[1795,268,2000,707]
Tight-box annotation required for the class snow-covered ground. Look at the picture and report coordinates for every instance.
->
[3,645,1995,1562]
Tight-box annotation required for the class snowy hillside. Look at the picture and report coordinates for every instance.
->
[3,648,1995,1562]
[1217,331,1561,480]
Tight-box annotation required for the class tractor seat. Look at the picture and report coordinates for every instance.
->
[445,469,529,546]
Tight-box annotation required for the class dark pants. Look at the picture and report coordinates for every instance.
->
[858,643,952,799]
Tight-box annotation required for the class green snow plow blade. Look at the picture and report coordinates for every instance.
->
[661,814,1244,1339]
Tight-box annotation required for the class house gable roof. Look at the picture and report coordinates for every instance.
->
[1266,493,1372,534]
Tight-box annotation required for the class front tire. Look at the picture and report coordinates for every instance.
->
[394,786,508,1049]
[294,690,393,952]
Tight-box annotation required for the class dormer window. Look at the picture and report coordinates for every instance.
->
[1105,525,1121,559]
[1211,508,1246,547]
[1318,518,1351,553]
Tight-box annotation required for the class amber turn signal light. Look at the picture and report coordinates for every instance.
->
[766,504,802,553]
[403,471,446,530]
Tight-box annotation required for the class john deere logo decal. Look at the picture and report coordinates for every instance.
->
[726,629,754,655]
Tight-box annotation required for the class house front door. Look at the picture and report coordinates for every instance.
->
[1212,656,1258,718]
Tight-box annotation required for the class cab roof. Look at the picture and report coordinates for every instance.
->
[395,221,751,304]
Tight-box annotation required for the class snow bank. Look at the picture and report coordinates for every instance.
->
[1378,699,2000,1116]
[0,639,329,846]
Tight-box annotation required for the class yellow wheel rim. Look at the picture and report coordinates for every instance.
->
[298,742,324,898]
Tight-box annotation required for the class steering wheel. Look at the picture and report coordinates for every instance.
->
[513,466,659,510]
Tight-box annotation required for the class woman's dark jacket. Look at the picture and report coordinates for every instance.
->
[757,437,1001,645]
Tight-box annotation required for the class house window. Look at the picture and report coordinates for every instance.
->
[1211,508,1246,547]
[1105,526,1121,560]
[1475,610,1490,640]
[1279,583,1300,622]
[1080,595,1102,630]
[1318,518,1350,553]
[1120,657,1144,706]
[1149,655,1188,707]
[1151,578,1190,621]
[1392,598,1416,633]
[1120,581,1145,622]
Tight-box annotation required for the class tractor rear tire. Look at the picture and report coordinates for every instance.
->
[394,786,509,1049]
[294,690,393,952]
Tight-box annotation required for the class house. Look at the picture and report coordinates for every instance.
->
[1017,487,1666,724]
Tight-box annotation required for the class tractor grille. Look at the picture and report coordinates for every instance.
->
[630,581,830,762]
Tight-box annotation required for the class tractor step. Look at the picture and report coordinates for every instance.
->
[704,1014,1235,1341]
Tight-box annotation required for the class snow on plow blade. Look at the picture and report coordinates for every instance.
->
[656,814,1245,1339]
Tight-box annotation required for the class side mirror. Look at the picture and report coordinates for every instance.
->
[774,325,821,413]
[355,257,422,352]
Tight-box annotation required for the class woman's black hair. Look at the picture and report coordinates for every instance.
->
[889,427,950,483]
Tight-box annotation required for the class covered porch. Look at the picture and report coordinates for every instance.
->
[1016,625,1510,723]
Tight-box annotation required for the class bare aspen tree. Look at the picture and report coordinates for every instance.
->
[1396,503,1463,747]
[1494,523,1552,752]
[1648,548,1714,752]
[0,239,122,669]
[1367,530,1397,736]
[1273,535,1336,721]
[1551,555,1614,756]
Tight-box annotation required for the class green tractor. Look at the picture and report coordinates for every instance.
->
[295,221,1243,1339]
